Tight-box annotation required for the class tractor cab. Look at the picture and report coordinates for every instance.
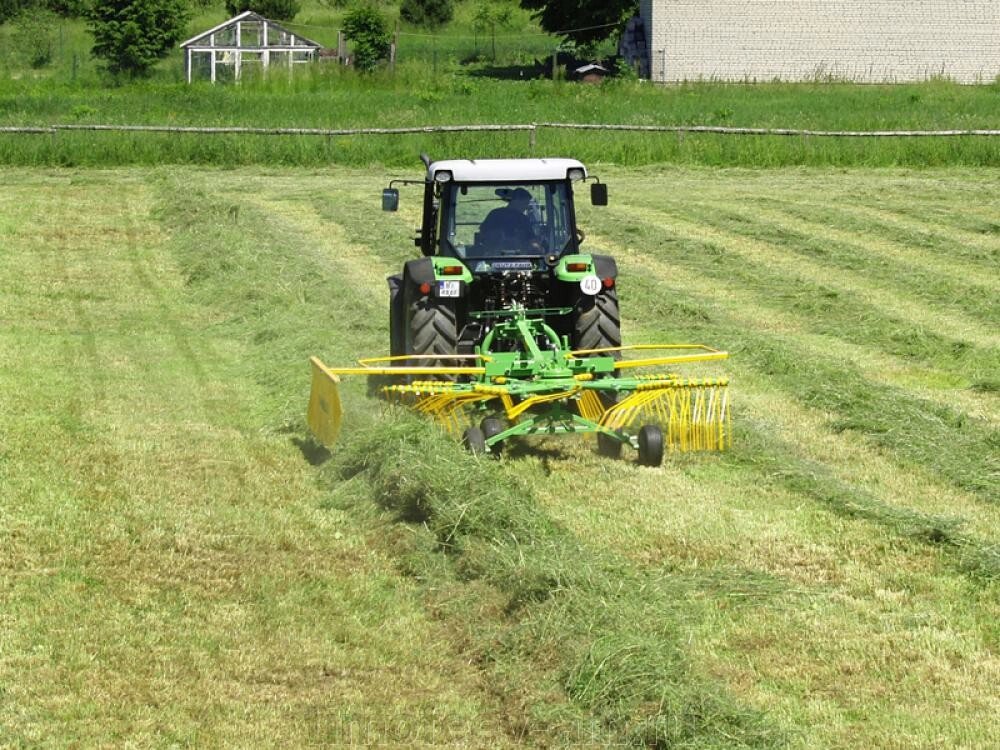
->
[381,156,618,362]
[384,157,607,266]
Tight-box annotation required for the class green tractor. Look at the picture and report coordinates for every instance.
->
[304,157,731,465]
[382,156,620,361]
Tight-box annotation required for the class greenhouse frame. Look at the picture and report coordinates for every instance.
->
[180,11,323,84]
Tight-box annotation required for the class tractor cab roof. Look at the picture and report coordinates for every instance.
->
[427,158,587,184]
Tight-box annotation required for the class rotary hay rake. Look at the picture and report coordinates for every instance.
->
[308,308,730,466]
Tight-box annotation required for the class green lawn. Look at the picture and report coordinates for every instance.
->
[1,166,997,747]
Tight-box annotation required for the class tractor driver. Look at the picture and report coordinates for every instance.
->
[478,187,540,253]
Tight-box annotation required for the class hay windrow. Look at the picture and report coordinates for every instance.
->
[332,412,785,748]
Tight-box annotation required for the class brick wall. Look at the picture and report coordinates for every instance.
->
[643,1,1000,83]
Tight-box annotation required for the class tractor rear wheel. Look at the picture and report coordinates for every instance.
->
[405,287,458,379]
[369,275,406,394]
[573,288,621,356]
[388,275,405,357]
[637,425,664,467]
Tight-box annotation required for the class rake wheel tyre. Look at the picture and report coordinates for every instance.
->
[597,431,623,459]
[637,425,664,467]
[463,426,487,455]
[480,417,504,457]
[573,288,621,357]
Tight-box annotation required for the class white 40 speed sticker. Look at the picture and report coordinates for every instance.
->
[579,275,602,296]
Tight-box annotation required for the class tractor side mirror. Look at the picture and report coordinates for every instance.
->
[590,183,608,206]
[382,188,399,212]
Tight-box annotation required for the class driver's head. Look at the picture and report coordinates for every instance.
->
[508,188,532,210]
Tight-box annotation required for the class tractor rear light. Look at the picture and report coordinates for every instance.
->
[441,265,464,276]
[602,277,615,289]
[566,262,589,272]
[419,282,432,295]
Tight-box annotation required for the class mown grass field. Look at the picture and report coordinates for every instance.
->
[1,165,997,747]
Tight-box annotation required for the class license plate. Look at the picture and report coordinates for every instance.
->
[438,281,460,298]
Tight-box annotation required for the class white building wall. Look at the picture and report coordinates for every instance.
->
[645,1,1000,84]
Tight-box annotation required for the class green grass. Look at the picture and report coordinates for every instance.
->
[2,77,999,167]
[2,165,998,747]
[1,0,1000,168]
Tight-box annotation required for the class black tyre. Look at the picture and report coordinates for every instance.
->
[481,417,505,457]
[573,287,621,356]
[637,424,664,467]
[408,294,458,357]
[405,285,458,381]
[597,431,623,459]
[463,426,487,455]
[388,275,405,358]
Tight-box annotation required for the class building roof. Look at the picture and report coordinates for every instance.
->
[180,11,321,49]
[427,158,587,183]
[575,64,609,75]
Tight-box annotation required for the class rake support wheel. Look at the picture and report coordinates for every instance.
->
[637,424,664,467]
[463,426,487,455]
[480,417,504,457]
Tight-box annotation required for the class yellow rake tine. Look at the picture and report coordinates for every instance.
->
[593,380,733,453]
[506,388,581,421]
[577,390,605,423]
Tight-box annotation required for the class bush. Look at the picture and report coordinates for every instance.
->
[223,0,300,22]
[342,3,390,73]
[0,0,28,24]
[13,7,59,68]
[400,0,453,29]
[88,0,190,77]
[44,0,91,17]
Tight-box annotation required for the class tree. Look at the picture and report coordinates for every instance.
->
[342,3,390,73]
[88,0,190,77]
[0,0,30,24]
[224,0,300,22]
[45,0,91,18]
[400,0,452,29]
[518,0,637,46]
[13,7,59,67]
[471,3,512,60]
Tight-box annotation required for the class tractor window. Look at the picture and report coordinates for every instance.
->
[440,182,573,259]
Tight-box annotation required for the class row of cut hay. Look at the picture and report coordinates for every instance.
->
[330,411,784,748]
[742,197,1000,276]
[576,258,997,579]
[630,196,998,325]
[625,230,996,498]
[612,203,999,361]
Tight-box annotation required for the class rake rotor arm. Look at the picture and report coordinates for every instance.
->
[316,353,488,378]
[568,343,729,370]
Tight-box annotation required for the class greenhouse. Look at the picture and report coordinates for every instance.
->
[180,11,322,84]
